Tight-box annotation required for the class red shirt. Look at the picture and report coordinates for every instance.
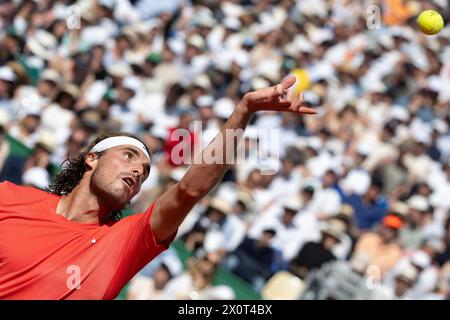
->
[0,181,173,300]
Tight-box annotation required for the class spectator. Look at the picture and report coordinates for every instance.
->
[290,219,346,280]
[376,265,418,300]
[342,179,389,231]
[0,131,55,186]
[163,253,233,300]
[249,195,304,263]
[385,248,440,299]
[224,229,278,291]
[127,255,182,300]
[353,214,404,278]
[400,195,443,250]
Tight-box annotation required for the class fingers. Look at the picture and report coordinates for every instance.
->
[271,84,284,99]
[281,75,296,90]
[288,92,304,112]
[291,93,317,114]
[270,76,296,100]
[298,106,317,115]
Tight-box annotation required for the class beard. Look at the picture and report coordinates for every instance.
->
[90,166,130,212]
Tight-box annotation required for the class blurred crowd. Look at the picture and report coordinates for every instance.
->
[1,0,450,300]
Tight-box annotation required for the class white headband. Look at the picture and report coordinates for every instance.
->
[90,136,150,161]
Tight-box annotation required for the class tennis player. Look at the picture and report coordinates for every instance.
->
[0,76,316,299]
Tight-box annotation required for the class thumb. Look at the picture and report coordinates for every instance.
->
[281,75,297,90]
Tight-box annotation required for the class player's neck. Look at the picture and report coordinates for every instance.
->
[56,180,110,224]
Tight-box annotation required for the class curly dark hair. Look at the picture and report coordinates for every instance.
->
[48,131,151,222]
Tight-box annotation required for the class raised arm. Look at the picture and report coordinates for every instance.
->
[150,76,317,242]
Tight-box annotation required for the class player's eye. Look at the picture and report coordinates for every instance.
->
[123,152,132,159]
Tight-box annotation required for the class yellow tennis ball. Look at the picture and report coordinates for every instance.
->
[290,69,311,97]
[417,10,444,35]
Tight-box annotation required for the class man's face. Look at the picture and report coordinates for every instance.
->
[37,80,56,97]
[408,209,422,226]
[0,80,12,97]
[22,115,41,134]
[394,278,411,297]
[379,226,397,243]
[87,145,150,211]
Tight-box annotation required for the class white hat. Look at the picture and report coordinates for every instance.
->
[390,201,409,218]
[366,80,387,93]
[307,26,333,45]
[232,51,250,68]
[221,1,244,18]
[167,37,186,56]
[0,66,17,82]
[341,170,371,195]
[307,136,323,151]
[396,264,418,284]
[122,76,141,93]
[26,30,57,61]
[321,219,346,242]
[150,125,168,140]
[107,63,132,78]
[432,119,448,134]
[390,26,415,41]
[196,95,214,108]
[40,69,61,83]
[407,195,430,212]
[196,14,216,28]
[214,97,235,119]
[192,74,211,90]
[22,167,50,190]
[209,197,233,215]
[161,255,183,277]
[423,237,445,253]
[251,77,271,90]
[80,26,111,47]
[131,20,160,34]
[257,59,281,82]
[282,195,301,212]
[388,107,410,122]
[223,16,241,31]
[124,50,146,65]
[411,129,432,145]
[36,131,57,153]
[377,32,394,49]
[292,35,314,53]
[60,83,80,99]
[187,35,205,50]
[204,229,226,252]
[410,250,431,269]
[259,156,281,175]
[356,143,371,156]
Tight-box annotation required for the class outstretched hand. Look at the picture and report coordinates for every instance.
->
[241,75,317,115]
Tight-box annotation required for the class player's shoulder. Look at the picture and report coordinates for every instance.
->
[0,181,53,203]
[0,180,20,192]
[1,180,35,192]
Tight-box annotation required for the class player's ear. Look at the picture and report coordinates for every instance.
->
[85,151,99,170]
